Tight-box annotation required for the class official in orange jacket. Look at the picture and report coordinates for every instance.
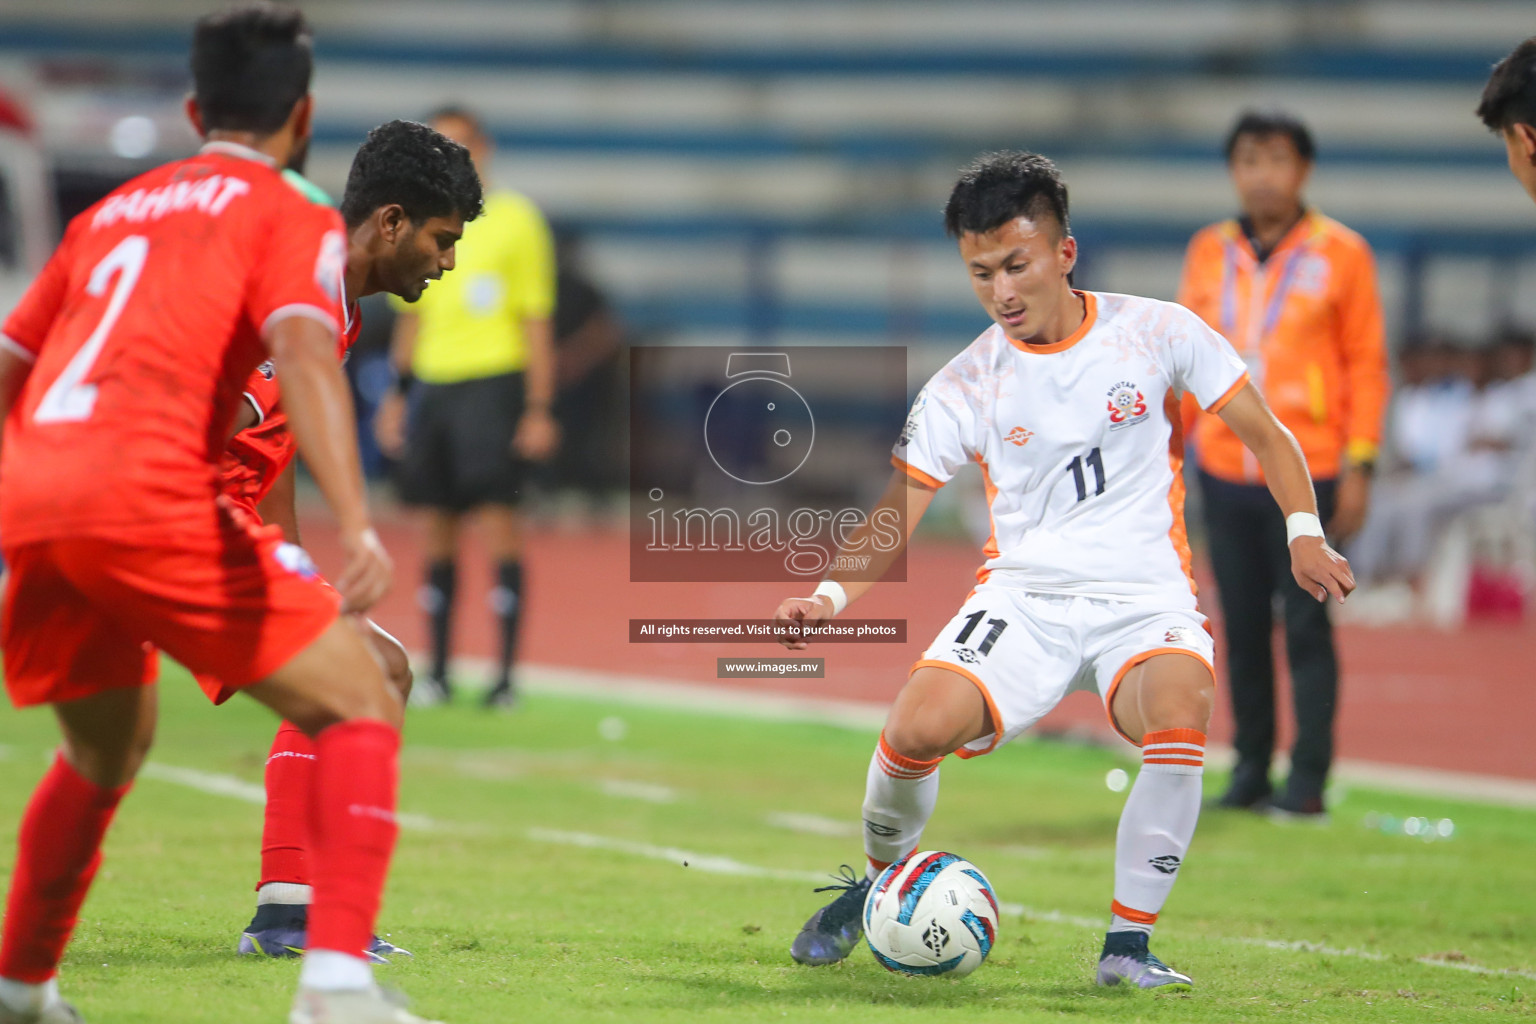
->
[1179,111,1389,817]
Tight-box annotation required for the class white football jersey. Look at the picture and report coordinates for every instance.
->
[895,291,1249,607]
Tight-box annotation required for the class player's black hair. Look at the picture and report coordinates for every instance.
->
[1224,110,1316,163]
[190,1,313,135]
[339,119,485,229]
[943,150,1070,239]
[1478,37,1536,131]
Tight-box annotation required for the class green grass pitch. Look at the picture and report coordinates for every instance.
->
[0,662,1529,1022]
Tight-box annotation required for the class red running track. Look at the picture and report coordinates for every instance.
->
[299,507,1536,781]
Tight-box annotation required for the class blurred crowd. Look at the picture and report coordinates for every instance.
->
[1349,330,1536,611]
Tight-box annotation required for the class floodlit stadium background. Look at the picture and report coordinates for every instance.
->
[0,0,1532,784]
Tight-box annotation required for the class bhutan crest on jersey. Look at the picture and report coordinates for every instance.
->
[1106,381,1149,430]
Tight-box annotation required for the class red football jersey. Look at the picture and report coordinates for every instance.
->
[0,142,346,546]
[219,302,362,516]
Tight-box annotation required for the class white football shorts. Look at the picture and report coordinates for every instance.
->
[913,583,1215,756]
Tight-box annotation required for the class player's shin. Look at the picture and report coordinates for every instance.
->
[861,733,942,878]
[1110,729,1205,935]
[0,753,130,985]
[301,719,400,990]
[259,720,316,901]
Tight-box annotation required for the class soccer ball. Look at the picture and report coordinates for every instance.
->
[863,851,999,977]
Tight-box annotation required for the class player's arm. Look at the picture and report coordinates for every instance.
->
[512,315,559,460]
[373,311,419,458]
[267,315,390,611]
[774,469,937,650]
[0,225,75,444]
[512,206,560,461]
[0,347,34,445]
[1217,381,1355,604]
[255,461,302,545]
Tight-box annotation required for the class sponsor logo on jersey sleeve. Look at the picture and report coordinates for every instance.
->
[1106,381,1150,430]
[898,387,929,446]
[314,229,346,304]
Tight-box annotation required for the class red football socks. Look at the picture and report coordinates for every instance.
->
[305,719,400,956]
[259,721,316,889]
[0,754,130,982]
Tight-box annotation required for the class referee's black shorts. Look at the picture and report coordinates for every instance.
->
[396,371,526,512]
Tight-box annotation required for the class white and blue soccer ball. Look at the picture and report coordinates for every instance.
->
[863,851,999,977]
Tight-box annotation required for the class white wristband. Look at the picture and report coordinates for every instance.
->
[812,580,848,616]
[1286,512,1325,545]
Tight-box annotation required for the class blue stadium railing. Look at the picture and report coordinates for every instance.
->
[0,23,1509,85]
[553,213,1536,344]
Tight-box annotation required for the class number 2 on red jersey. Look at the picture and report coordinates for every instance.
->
[33,234,149,424]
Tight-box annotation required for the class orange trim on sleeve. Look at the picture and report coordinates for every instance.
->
[1163,393,1198,599]
[1110,900,1158,925]
[891,454,943,490]
[1204,371,1250,415]
[1102,647,1216,747]
[909,658,1002,759]
[1006,291,1098,355]
[974,455,1000,584]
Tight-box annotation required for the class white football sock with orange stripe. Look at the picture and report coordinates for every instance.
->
[1109,728,1205,936]
[861,733,942,879]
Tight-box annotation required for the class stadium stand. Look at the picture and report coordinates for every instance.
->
[3,0,1536,358]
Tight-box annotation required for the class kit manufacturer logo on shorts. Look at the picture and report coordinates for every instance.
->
[952,646,981,665]
[1163,625,1198,646]
[1106,381,1149,429]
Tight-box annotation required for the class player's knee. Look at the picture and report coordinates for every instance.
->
[290,679,404,736]
[370,631,413,704]
[63,726,154,790]
[389,660,413,704]
[881,718,957,763]
[1140,673,1215,735]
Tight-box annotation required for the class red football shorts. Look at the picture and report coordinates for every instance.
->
[2,516,339,708]
[194,577,340,705]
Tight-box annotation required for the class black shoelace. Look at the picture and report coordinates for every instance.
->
[812,864,870,930]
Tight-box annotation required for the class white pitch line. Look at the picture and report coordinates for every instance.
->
[140,763,265,805]
[598,779,679,804]
[520,828,1534,982]
[433,658,1536,809]
[1237,938,1536,983]
[141,760,1536,983]
[141,762,440,832]
[764,811,860,838]
[525,827,822,882]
